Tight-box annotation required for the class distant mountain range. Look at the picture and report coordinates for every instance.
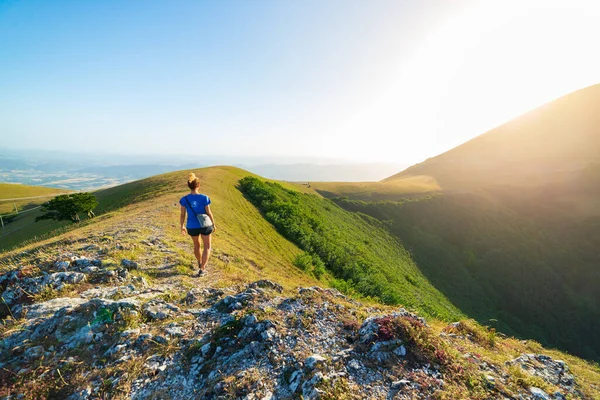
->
[0,149,404,190]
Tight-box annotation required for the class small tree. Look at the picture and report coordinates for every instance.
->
[36,193,98,223]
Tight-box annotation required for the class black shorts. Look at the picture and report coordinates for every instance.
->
[187,226,214,236]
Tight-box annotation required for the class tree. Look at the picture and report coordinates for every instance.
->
[36,193,98,223]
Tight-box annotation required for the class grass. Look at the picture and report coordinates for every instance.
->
[0,183,70,200]
[1,166,320,292]
[0,183,71,215]
[309,175,440,201]
[2,166,600,399]
[239,176,462,320]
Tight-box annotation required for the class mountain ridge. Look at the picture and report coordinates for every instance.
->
[1,166,598,398]
[385,83,600,191]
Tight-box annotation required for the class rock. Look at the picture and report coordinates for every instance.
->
[368,339,405,362]
[244,314,259,326]
[301,371,324,399]
[509,354,575,391]
[393,344,407,356]
[142,299,179,320]
[71,256,90,267]
[305,354,326,370]
[121,259,138,270]
[358,309,426,344]
[80,285,137,299]
[164,324,185,337]
[23,297,88,319]
[347,359,362,370]
[288,369,303,393]
[391,379,411,390]
[530,387,551,400]
[66,323,94,348]
[248,280,283,293]
[183,288,203,305]
[214,288,262,313]
[54,261,71,270]
[67,387,92,400]
[24,345,45,360]
[201,343,212,357]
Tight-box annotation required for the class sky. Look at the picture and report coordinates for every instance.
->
[2,0,600,165]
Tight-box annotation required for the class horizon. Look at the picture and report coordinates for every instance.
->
[2,1,600,165]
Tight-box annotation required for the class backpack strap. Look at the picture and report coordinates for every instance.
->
[184,195,197,214]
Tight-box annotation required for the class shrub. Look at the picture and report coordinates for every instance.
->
[293,253,313,271]
[312,256,326,279]
[445,320,496,348]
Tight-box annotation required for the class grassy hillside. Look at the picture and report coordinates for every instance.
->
[0,183,70,214]
[386,84,600,190]
[2,166,460,319]
[0,183,72,250]
[239,176,461,320]
[310,175,440,201]
[335,193,600,361]
[1,166,321,288]
[343,84,600,361]
[0,182,69,199]
[1,166,599,398]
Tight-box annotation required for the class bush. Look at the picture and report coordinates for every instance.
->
[238,176,463,321]
[312,256,326,279]
[36,193,98,223]
[293,253,312,271]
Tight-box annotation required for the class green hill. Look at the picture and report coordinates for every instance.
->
[0,183,70,213]
[0,183,72,250]
[1,166,599,398]
[309,175,439,201]
[318,85,600,361]
[2,166,460,319]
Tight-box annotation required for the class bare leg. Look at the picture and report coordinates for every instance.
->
[200,233,212,270]
[191,235,202,268]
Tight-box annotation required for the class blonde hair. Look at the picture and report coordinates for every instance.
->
[187,172,200,190]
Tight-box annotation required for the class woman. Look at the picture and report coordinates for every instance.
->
[179,172,216,276]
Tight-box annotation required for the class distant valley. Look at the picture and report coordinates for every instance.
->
[0,149,403,190]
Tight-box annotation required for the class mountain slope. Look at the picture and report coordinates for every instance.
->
[320,85,600,361]
[1,168,599,399]
[386,84,600,190]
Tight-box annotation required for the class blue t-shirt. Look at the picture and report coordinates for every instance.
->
[180,194,211,228]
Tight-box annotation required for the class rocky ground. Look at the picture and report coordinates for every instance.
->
[0,213,597,399]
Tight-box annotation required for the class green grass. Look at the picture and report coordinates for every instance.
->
[335,193,600,361]
[0,183,70,200]
[2,166,600,399]
[0,183,70,214]
[239,176,462,320]
[1,166,320,291]
[310,176,440,201]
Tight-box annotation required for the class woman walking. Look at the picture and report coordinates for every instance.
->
[179,172,216,276]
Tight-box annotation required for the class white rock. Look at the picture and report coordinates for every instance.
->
[530,387,551,400]
[305,354,327,370]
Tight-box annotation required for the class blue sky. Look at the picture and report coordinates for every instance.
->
[2,0,600,164]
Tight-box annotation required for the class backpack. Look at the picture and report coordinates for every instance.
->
[184,196,213,228]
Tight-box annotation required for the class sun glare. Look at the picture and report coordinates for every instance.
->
[344,1,600,163]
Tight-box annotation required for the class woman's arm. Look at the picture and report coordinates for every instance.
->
[205,205,216,231]
[180,205,187,234]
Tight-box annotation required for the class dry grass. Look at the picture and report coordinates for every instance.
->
[310,175,440,201]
